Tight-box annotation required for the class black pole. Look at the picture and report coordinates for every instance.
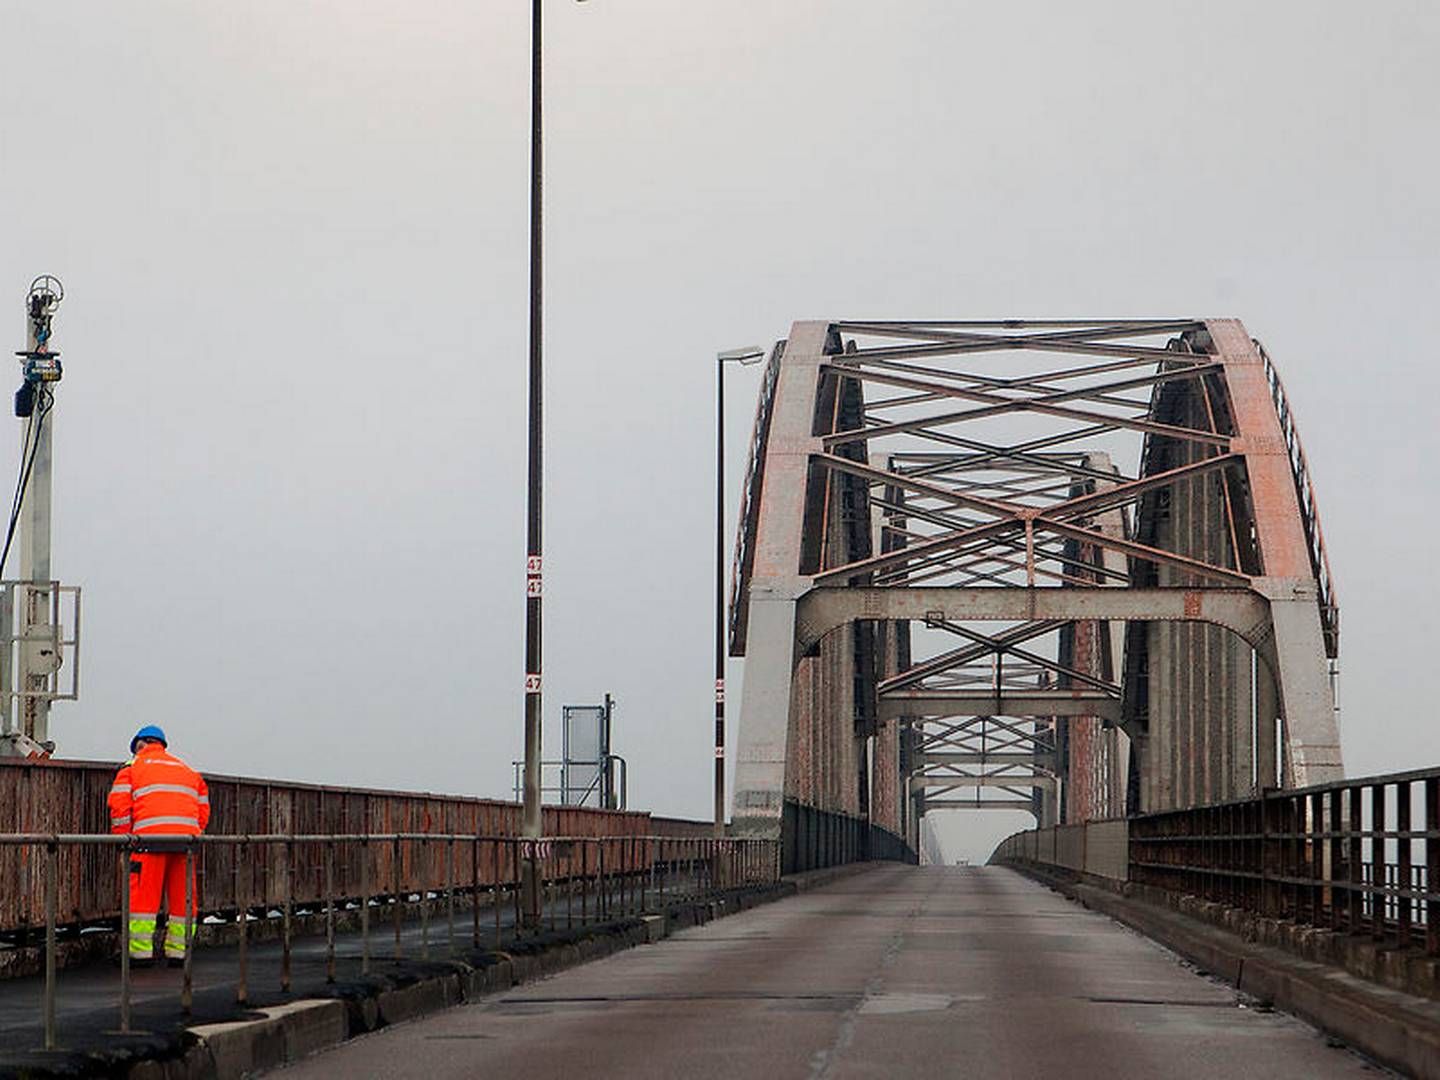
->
[714,358,726,838]
[521,0,544,929]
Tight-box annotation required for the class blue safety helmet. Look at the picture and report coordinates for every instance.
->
[130,725,168,754]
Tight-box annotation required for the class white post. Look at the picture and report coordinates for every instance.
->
[13,279,62,752]
[17,385,53,747]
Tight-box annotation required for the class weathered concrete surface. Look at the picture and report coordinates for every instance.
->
[1012,863,1440,1079]
[0,863,862,1078]
[279,866,1381,1080]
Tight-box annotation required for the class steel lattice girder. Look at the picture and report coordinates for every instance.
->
[729,319,1342,842]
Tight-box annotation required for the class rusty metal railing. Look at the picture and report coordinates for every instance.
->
[1,756,703,931]
[0,831,778,1051]
[1129,767,1440,958]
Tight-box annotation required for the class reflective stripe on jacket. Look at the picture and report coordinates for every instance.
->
[107,745,210,836]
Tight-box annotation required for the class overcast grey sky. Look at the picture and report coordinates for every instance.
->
[3,1,1437,861]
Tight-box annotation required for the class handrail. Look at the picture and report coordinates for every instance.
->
[994,763,1440,972]
[0,830,780,1050]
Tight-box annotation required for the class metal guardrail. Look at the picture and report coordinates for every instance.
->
[995,767,1440,966]
[780,800,916,874]
[989,819,1130,881]
[0,756,706,930]
[510,754,628,809]
[0,831,778,1051]
[1130,768,1440,957]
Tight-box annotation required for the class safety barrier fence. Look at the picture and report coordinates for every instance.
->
[1129,768,1440,955]
[993,766,1440,962]
[989,819,1129,882]
[0,756,709,931]
[0,831,778,1051]
[780,800,916,874]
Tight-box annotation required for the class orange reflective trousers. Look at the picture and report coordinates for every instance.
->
[108,744,209,958]
[126,852,197,959]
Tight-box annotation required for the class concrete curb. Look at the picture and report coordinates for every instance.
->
[785,861,887,893]
[1011,863,1440,1079]
[86,867,889,1079]
[178,1002,348,1080]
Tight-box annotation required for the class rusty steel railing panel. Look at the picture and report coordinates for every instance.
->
[0,832,779,1050]
[0,758,703,932]
[996,766,1440,959]
[1127,769,1440,955]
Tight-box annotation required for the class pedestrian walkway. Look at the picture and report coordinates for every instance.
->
[279,865,1384,1080]
[0,869,695,1075]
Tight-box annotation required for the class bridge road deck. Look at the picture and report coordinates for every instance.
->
[281,865,1383,1080]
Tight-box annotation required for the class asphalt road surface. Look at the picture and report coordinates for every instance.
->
[279,864,1385,1079]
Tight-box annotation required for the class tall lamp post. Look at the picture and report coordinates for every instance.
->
[522,0,588,932]
[715,347,764,839]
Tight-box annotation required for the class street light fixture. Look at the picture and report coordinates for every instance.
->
[715,346,765,839]
[521,0,588,932]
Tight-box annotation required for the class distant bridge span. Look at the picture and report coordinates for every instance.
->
[728,319,1341,864]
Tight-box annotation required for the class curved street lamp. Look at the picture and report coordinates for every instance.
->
[522,0,589,931]
[715,347,765,837]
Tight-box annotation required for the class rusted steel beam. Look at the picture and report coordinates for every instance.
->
[880,691,1119,722]
[795,586,1268,653]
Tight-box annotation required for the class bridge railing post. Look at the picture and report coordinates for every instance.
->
[1200,807,1211,902]
[42,841,56,1051]
[471,835,481,949]
[1288,794,1301,923]
[419,836,430,961]
[393,836,405,959]
[1329,789,1344,933]
[1427,778,1440,956]
[447,836,457,955]
[1309,791,1324,928]
[282,839,296,991]
[1398,781,1413,949]
[1348,785,1364,935]
[1295,794,1308,922]
[1227,802,1240,910]
[361,837,371,976]
[1260,792,1274,918]
[1372,784,1387,942]
[1278,794,1290,921]
[118,841,131,1033]
[325,840,336,982]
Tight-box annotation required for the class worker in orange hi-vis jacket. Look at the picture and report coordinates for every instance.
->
[106,726,210,967]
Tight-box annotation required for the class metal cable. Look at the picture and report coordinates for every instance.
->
[0,387,54,578]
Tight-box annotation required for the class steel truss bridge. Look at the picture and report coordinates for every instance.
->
[728,319,1341,867]
[12,319,1435,1080]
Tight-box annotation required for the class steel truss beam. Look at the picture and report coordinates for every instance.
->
[913,775,1056,792]
[879,691,1119,722]
[730,319,1343,850]
[921,799,1037,811]
[795,586,1270,653]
